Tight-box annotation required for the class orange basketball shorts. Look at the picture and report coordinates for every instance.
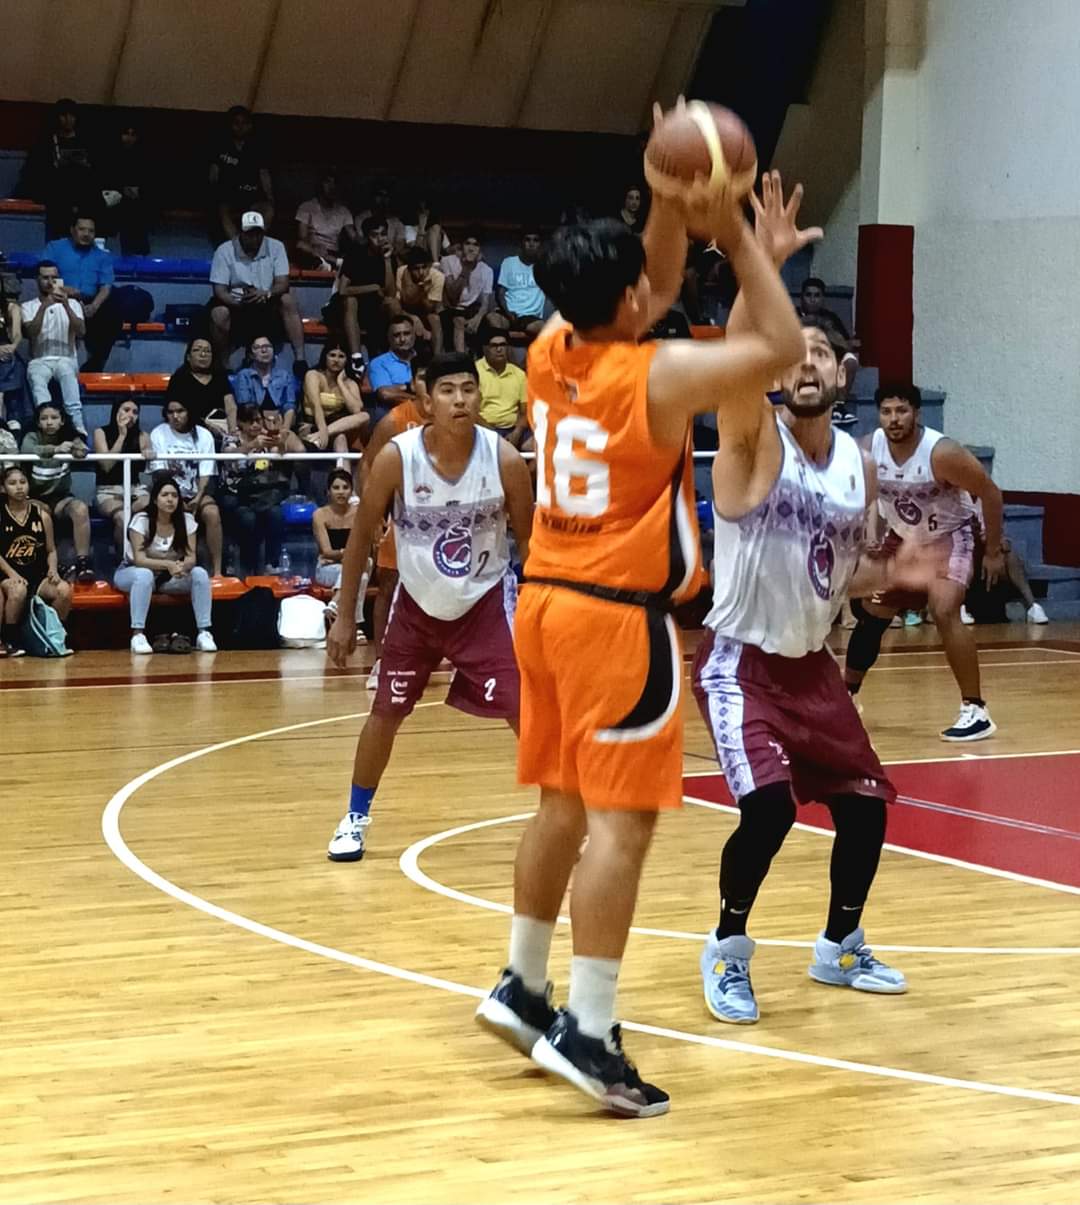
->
[515,583,685,811]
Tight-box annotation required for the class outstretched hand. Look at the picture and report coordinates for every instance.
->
[749,170,823,267]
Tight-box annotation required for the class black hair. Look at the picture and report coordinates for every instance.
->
[236,403,262,426]
[461,228,483,245]
[361,215,386,239]
[521,225,542,241]
[386,313,414,334]
[37,259,59,274]
[875,382,922,409]
[481,322,509,345]
[70,211,96,228]
[33,401,78,444]
[162,397,195,434]
[801,276,826,293]
[800,315,843,360]
[259,398,283,417]
[247,332,274,353]
[183,335,213,362]
[146,474,189,558]
[317,338,349,371]
[103,396,143,454]
[535,219,645,331]
[53,98,78,119]
[2,463,28,485]
[426,353,479,392]
[404,246,431,268]
[227,104,252,120]
[326,468,353,491]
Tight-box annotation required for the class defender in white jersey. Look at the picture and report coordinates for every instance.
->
[689,174,945,1025]
[324,354,534,861]
[844,383,1005,741]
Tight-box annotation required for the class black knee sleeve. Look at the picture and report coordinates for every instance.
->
[845,599,893,675]
[720,781,797,895]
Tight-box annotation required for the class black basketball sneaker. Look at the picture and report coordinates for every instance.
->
[475,969,557,1055]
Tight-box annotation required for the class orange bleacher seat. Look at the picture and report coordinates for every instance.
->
[72,575,249,611]
[299,268,336,282]
[129,373,170,392]
[121,322,167,334]
[80,373,136,393]
[690,325,726,340]
[302,318,328,337]
[0,198,44,215]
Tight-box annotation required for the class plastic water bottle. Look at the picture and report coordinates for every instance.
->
[279,548,291,579]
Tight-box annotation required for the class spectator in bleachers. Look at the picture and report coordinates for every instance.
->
[0,464,72,656]
[400,199,445,263]
[0,427,16,465]
[442,231,494,353]
[209,105,274,242]
[367,317,417,424]
[94,396,151,550]
[231,334,298,432]
[208,211,307,375]
[219,404,289,576]
[21,260,86,437]
[149,399,223,577]
[353,183,406,257]
[395,248,445,356]
[0,275,26,435]
[21,99,99,239]
[476,327,527,446]
[300,340,369,455]
[42,213,121,372]
[257,397,305,455]
[619,184,646,234]
[115,474,216,655]
[327,217,395,370]
[313,468,361,621]
[166,337,237,434]
[490,228,545,338]
[797,276,850,346]
[99,120,153,256]
[295,171,355,270]
[20,402,93,581]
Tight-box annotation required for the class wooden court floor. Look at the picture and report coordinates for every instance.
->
[3,622,1080,1204]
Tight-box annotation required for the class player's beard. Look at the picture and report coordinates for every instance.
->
[781,382,838,418]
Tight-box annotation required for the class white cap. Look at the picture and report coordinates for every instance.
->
[240,211,265,231]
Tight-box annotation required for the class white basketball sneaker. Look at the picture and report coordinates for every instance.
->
[941,701,996,742]
[327,813,371,862]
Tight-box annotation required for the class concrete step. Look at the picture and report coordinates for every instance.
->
[1026,563,1080,601]
[1003,504,1045,566]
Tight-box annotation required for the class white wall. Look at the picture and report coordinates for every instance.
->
[773,0,864,288]
[913,0,1080,491]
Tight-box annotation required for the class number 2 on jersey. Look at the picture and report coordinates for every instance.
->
[533,400,610,517]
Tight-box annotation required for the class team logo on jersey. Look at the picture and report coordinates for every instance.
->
[807,530,835,600]
[414,483,432,499]
[895,496,923,526]
[432,521,472,577]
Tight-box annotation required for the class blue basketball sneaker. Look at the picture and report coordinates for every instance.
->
[700,933,759,1023]
[808,928,907,993]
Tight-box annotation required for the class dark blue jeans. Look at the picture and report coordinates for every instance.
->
[220,493,285,575]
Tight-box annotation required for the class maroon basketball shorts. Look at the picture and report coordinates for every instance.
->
[692,632,895,805]
[872,523,977,611]
[374,575,520,720]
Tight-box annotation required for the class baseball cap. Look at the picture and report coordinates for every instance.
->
[241,211,265,231]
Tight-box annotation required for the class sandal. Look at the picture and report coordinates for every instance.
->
[151,633,172,654]
[169,633,193,655]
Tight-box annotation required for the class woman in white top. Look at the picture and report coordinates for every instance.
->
[149,398,223,576]
[114,475,216,655]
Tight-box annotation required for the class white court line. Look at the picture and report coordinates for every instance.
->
[399,813,1080,956]
[854,658,1079,671]
[100,709,1080,1110]
[684,747,1080,775]
[5,669,455,693]
[896,793,1080,841]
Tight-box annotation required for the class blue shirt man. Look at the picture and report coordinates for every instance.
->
[42,214,119,371]
[367,317,417,424]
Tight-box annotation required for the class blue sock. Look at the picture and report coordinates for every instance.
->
[350,784,375,818]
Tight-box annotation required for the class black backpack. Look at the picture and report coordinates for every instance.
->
[111,284,155,325]
[215,586,281,650]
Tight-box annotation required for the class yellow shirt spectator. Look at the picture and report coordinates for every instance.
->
[476,354,526,432]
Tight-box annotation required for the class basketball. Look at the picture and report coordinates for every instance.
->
[644,99,757,206]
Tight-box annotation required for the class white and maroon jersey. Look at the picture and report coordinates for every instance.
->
[871,425,975,542]
[705,418,866,658]
[392,425,509,621]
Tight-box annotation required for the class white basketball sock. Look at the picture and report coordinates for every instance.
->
[508,915,555,992]
[568,955,621,1039]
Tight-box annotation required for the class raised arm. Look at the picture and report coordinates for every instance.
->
[326,444,403,665]
[932,438,1005,586]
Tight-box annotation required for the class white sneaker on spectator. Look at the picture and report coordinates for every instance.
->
[366,658,381,691]
[1027,603,1049,624]
[196,631,218,652]
[960,605,974,625]
[131,633,153,655]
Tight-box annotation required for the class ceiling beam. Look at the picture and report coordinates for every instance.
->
[511,0,558,127]
[105,0,138,105]
[383,0,425,121]
[249,0,283,111]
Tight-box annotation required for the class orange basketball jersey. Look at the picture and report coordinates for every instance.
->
[389,397,425,433]
[525,321,704,601]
